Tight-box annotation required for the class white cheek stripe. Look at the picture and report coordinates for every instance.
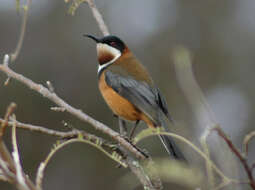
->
[97,43,121,73]
[97,53,121,73]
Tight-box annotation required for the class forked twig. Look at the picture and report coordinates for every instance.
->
[243,130,255,156]
[0,64,145,160]
[118,118,161,190]
[36,136,127,189]
[213,127,255,190]
[11,0,32,62]
[0,104,37,190]
[11,115,29,190]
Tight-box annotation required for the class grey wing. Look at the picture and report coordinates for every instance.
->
[105,71,186,160]
[155,88,173,122]
[105,71,168,125]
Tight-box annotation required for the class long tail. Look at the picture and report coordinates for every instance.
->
[159,135,187,162]
[156,111,187,162]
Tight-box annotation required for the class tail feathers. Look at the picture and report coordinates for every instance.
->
[159,135,187,162]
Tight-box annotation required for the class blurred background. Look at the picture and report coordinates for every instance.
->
[0,0,255,189]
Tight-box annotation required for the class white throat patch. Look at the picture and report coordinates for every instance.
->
[97,43,121,73]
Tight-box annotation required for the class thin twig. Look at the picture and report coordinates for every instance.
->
[213,127,255,190]
[0,117,114,152]
[1,109,155,189]
[0,103,17,174]
[3,54,9,67]
[0,118,74,138]
[118,118,160,190]
[86,0,110,36]
[2,52,10,85]
[46,81,55,93]
[126,157,159,190]
[0,156,16,182]
[243,130,255,156]
[36,136,127,189]
[172,46,240,187]
[35,163,44,190]
[134,128,233,182]
[50,107,66,112]
[0,63,145,160]
[0,104,37,190]
[11,115,29,190]
[0,117,130,169]
[11,0,32,62]
[0,102,17,138]
[200,130,215,189]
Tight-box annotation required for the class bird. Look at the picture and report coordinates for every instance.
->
[85,34,186,161]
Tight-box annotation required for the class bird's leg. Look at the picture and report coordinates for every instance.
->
[115,115,127,137]
[117,117,149,159]
[116,117,128,168]
[118,117,128,137]
[129,120,140,140]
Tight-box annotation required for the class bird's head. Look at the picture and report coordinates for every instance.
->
[85,35,128,66]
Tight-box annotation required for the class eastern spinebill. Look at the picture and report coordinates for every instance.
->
[85,34,186,161]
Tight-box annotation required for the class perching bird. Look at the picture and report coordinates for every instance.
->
[86,34,186,161]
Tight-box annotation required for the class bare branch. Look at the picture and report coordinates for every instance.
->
[243,130,255,156]
[11,0,32,62]
[0,117,130,189]
[172,47,240,188]
[3,54,9,67]
[127,157,161,190]
[36,136,127,189]
[0,103,17,174]
[65,0,109,35]
[35,163,44,190]
[134,128,233,182]
[0,156,16,182]
[46,81,55,93]
[0,104,37,190]
[118,118,160,190]
[213,127,255,190]
[0,118,71,138]
[0,63,145,159]
[50,107,66,112]
[0,102,17,138]
[0,117,116,155]
[0,117,132,168]
[11,0,31,62]
[200,130,215,189]
[86,0,110,36]
[11,115,29,190]
[2,54,11,85]
[66,0,86,15]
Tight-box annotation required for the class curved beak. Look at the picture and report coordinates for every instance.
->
[83,34,100,43]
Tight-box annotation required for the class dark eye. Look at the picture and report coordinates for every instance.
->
[110,42,117,47]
